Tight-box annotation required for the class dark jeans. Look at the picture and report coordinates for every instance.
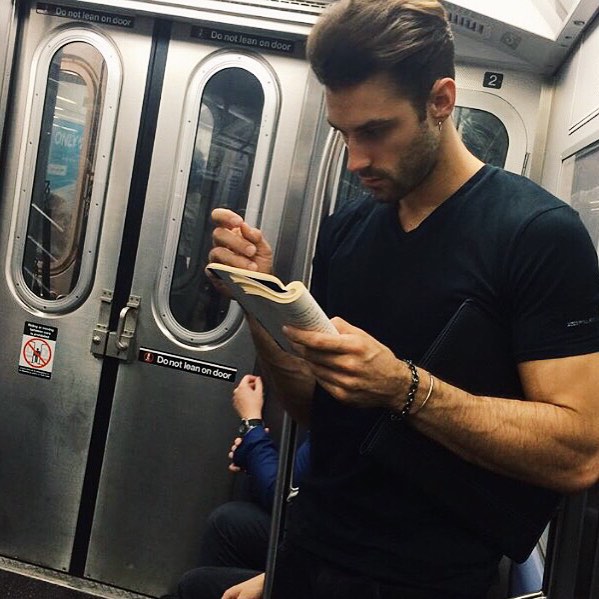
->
[177,502,495,599]
[177,501,270,599]
[177,566,260,599]
[199,500,271,569]
[271,542,491,599]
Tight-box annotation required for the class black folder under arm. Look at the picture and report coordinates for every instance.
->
[360,299,560,562]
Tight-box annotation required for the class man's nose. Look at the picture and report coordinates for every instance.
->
[345,140,371,173]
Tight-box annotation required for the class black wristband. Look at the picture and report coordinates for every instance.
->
[391,359,419,420]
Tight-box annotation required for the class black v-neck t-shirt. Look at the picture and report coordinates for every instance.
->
[288,165,599,594]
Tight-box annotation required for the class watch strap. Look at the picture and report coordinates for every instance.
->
[238,418,264,436]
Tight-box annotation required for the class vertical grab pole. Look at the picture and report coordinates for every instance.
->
[263,413,297,599]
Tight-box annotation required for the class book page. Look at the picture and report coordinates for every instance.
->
[238,289,337,353]
[282,292,338,335]
[207,263,337,353]
[233,278,302,303]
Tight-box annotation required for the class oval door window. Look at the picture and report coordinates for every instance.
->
[22,42,105,300]
[158,51,280,344]
[11,27,121,313]
[169,67,265,332]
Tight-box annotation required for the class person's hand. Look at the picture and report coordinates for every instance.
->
[283,317,409,410]
[228,420,270,472]
[233,375,264,420]
[221,573,265,599]
[228,437,243,472]
[208,208,273,274]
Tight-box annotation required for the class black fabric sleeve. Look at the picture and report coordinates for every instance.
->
[507,205,599,361]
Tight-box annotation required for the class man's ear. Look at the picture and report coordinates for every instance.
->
[428,77,456,121]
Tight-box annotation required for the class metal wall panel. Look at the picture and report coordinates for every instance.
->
[0,3,155,571]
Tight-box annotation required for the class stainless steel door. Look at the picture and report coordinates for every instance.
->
[84,21,321,595]
[0,4,321,596]
[0,3,154,572]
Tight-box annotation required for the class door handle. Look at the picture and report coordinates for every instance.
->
[106,296,140,361]
[91,293,141,361]
[115,306,133,350]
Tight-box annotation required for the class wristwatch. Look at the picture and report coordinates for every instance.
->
[238,418,263,437]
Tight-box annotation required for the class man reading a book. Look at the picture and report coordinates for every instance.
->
[208,1,599,597]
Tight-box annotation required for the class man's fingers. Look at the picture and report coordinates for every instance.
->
[210,211,262,256]
[207,246,259,272]
[209,209,273,276]
[212,227,258,259]
[239,221,265,245]
[211,207,244,228]
[283,325,347,354]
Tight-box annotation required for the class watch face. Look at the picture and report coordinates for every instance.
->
[238,419,262,437]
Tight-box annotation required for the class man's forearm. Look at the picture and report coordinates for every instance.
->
[409,359,599,493]
[247,316,315,425]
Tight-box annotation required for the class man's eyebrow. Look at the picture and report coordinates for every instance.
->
[327,117,397,134]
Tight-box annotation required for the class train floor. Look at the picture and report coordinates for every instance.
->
[0,556,151,599]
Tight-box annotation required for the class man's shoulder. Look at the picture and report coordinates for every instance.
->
[472,166,574,225]
[477,166,563,207]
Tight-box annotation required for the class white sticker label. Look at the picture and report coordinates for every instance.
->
[18,321,58,380]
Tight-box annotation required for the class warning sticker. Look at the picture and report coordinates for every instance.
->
[36,3,135,28]
[139,348,237,383]
[18,322,58,380]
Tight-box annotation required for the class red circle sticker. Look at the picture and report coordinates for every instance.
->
[22,337,52,369]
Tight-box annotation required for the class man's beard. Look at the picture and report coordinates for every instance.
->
[360,121,440,203]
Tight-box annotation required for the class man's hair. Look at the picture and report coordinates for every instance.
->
[307,0,455,118]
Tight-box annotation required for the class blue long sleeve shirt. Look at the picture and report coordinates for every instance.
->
[232,426,310,512]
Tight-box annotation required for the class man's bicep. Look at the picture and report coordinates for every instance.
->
[519,353,599,489]
[519,352,599,417]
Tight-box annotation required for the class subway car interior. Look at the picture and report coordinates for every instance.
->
[0,0,598,597]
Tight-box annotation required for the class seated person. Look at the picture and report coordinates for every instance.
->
[174,375,309,599]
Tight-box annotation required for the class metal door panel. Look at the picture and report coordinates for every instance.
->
[0,4,154,570]
[85,22,318,596]
[0,0,17,149]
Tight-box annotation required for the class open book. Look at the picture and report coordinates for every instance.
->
[206,263,338,353]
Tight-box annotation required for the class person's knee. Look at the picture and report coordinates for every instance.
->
[207,501,244,529]
[209,501,259,526]
[200,501,271,569]
[206,500,268,542]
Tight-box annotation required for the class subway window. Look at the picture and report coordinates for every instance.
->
[454,106,509,168]
[170,67,264,332]
[22,42,105,300]
[159,53,279,343]
[11,29,121,312]
[561,139,599,251]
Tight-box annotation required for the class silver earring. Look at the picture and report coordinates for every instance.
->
[438,120,443,132]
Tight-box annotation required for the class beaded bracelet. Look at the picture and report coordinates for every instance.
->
[391,359,420,420]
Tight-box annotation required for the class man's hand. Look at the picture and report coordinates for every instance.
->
[208,208,273,274]
[221,573,265,599]
[284,316,408,411]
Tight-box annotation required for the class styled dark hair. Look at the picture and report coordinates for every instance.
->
[307,0,455,118]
